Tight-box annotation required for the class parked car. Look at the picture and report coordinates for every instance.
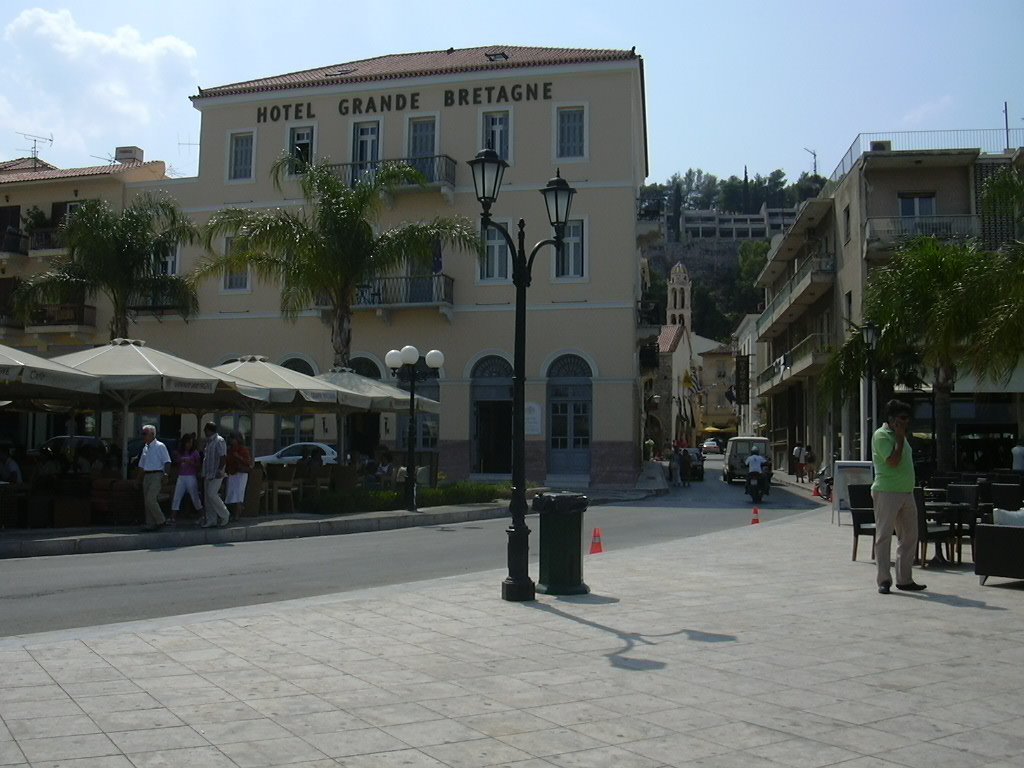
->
[700,438,721,454]
[684,448,705,480]
[254,442,339,466]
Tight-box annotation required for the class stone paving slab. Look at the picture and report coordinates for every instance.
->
[1,499,1022,767]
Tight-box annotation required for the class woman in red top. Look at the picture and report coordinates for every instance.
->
[225,434,253,518]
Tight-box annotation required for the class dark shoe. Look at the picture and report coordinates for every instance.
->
[218,518,229,527]
[896,582,927,591]
[199,522,213,528]
[878,582,891,594]
[141,525,159,532]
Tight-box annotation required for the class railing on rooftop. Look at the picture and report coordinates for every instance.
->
[326,155,457,188]
[822,128,1024,198]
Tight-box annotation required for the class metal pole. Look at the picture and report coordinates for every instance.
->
[405,368,417,512]
[503,219,535,602]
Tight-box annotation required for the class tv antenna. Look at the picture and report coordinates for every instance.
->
[177,133,199,157]
[803,147,817,176]
[90,153,117,165]
[16,131,54,164]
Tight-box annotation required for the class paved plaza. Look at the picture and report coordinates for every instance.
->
[1,495,1022,767]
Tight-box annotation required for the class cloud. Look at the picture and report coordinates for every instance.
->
[900,95,954,127]
[1,8,197,167]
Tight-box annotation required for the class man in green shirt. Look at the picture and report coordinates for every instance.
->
[871,399,926,594]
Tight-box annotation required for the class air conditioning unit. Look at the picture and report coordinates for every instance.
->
[869,140,892,152]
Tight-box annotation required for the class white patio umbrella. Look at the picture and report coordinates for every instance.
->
[213,356,373,411]
[0,343,102,399]
[51,338,271,476]
[316,367,441,414]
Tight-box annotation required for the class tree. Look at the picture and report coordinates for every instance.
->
[820,237,1024,471]
[194,155,480,368]
[736,241,768,312]
[13,194,200,340]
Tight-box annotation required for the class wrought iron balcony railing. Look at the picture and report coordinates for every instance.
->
[348,274,455,308]
[27,303,96,328]
[29,227,64,251]
[865,214,980,245]
[1,228,28,255]
[327,155,457,188]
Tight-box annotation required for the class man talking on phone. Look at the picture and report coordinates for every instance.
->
[871,399,926,594]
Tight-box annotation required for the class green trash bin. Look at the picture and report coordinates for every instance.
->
[534,491,590,595]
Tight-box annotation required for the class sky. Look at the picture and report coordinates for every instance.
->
[1,0,1022,186]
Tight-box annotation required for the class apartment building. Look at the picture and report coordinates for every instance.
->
[1,45,650,487]
[753,130,1023,470]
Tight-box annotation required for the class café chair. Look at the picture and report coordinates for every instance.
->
[990,483,1022,512]
[913,487,954,566]
[847,484,876,561]
[264,463,297,514]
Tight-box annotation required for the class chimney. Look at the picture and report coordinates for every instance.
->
[114,146,144,164]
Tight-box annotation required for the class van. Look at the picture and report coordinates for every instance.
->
[723,436,770,483]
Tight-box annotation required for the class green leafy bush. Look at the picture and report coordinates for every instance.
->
[298,481,512,515]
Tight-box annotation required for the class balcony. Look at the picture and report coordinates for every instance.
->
[1,228,29,257]
[128,291,184,315]
[24,303,97,335]
[636,300,661,341]
[864,215,980,257]
[327,156,457,195]
[639,342,660,372]
[756,257,835,340]
[28,227,64,254]
[755,333,831,397]
[342,273,455,322]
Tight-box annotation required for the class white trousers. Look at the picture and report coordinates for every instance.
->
[171,475,203,513]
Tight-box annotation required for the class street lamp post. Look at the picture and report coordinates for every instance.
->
[385,344,444,513]
[862,322,879,460]
[467,148,576,602]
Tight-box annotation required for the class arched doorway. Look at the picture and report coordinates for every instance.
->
[348,357,382,459]
[276,356,317,448]
[546,354,592,475]
[471,356,513,474]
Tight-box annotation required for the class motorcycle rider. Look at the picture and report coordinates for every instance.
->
[745,446,771,498]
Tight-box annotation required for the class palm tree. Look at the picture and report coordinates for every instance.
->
[13,194,200,340]
[821,236,1024,472]
[195,155,480,368]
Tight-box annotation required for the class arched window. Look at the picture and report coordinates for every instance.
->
[349,357,381,379]
[278,356,315,446]
[471,356,513,473]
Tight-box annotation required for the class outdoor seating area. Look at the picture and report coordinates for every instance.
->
[843,473,1024,572]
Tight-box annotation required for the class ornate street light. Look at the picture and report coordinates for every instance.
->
[862,322,879,456]
[386,344,444,513]
[467,148,576,602]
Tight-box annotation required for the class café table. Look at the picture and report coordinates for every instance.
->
[925,500,976,564]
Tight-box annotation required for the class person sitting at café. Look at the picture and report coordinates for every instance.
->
[225,433,253,518]
[0,447,23,484]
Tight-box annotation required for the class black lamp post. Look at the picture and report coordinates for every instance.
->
[467,148,576,602]
[862,322,879,460]
[386,344,444,513]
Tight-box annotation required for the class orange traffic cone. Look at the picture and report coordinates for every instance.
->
[750,507,761,525]
[589,528,604,554]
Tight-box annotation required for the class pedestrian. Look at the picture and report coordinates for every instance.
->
[0,446,23,484]
[169,433,203,525]
[200,422,230,528]
[225,433,253,518]
[671,445,682,487]
[679,446,691,488]
[805,447,816,481]
[871,399,926,594]
[137,424,171,532]
[792,443,807,482]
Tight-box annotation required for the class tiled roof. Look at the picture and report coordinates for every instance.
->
[0,157,58,174]
[658,325,683,353]
[0,160,163,185]
[194,45,638,100]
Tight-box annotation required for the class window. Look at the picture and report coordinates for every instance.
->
[156,244,178,276]
[556,106,585,159]
[843,205,851,242]
[352,121,379,183]
[289,126,314,169]
[221,237,249,292]
[555,219,585,279]
[482,111,509,160]
[408,117,436,181]
[899,194,936,217]
[277,414,314,448]
[228,131,254,180]
[480,224,509,281]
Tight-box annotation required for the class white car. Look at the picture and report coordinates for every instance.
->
[700,439,721,455]
[255,442,339,466]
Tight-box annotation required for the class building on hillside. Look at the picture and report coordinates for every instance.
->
[680,202,795,242]
[1,45,650,488]
[753,129,1023,472]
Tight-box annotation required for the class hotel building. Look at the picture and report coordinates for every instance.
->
[0,45,651,487]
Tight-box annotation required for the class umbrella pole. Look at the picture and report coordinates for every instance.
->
[121,402,130,480]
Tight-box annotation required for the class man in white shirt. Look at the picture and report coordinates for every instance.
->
[201,422,230,528]
[138,425,171,531]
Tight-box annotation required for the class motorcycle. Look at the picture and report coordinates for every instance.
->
[745,460,772,503]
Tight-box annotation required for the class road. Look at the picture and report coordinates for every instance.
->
[0,457,820,636]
